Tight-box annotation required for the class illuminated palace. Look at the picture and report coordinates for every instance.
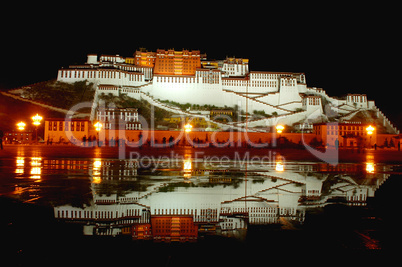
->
[57,48,399,132]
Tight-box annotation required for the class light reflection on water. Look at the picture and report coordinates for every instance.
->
[1,155,394,245]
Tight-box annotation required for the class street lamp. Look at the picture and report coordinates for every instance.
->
[94,121,103,132]
[366,125,375,148]
[276,125,284,134]
[366,125,375,135]
[32,114,43,126]
[94,122,103,147]
[184,123,193,147]
[17,121,26,131]
[31,114,43,143]
[273,124,285,148]
[184,123,192,133]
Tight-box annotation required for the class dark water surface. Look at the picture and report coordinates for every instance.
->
[1,148,401,265]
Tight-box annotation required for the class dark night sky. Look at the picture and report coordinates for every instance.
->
[1,4,401,129]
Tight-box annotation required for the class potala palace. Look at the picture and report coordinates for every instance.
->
[57,48,399,133]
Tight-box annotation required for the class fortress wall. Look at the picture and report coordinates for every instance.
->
[57,69,146,87]
[90,129,316,147]
[279,84,302,105]
[150,80,225,106]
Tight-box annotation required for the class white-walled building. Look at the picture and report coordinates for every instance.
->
[302,95,323,114]
[96,107,141,130]
[56,51,308,110]
[346,94,368,109]
[221,57,249,77]
[55,49,391,131]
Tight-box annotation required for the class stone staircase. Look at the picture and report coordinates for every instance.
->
[223,89,293,114]
[91,83,314,130]
[91,83,259,132]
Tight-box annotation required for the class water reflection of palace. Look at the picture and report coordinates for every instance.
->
[52,158,391,242]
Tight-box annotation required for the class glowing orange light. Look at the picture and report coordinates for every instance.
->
[92,159,102,183]
[94,121,103,132]
[276,125,284,134]
[366,125,375,135]
[366,163,375,173]
[17,121,26,131]
[184,123,193,133]
[275,162,284,172]
[183,157,192,178]
[32,114,43,126]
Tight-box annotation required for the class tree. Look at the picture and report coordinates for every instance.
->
[383,138,388,148]
[390,138,395,147]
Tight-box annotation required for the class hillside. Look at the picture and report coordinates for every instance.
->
[98,92,174,127]
[0,93,65,132]
[1,79,399,134]
[22,80,95,111]
[349,110,390,134]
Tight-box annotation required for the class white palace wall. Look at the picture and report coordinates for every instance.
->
[147,74,226,106]
[255,93,280,106]
[58,67,309,119]
[58,68,146,87]
[54,53,401,132]
[278,77,302,105]
[248,72,280,93]
[57,54,318,123]
[222,78,248,93]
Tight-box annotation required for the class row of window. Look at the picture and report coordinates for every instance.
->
[59,69,143,81]
[251,80,277,87]
[281,78,297,86]
[301,189,320,195]
[153,209,197,215]
[303,97,321,106]
[7,133,30,136]
[48,121,85,131]
[100,55,124,62]
[57,210,119,219]
[326,125,366,131]
[155,76,196,83]
[347,194,366,201]
[97,112,139,121]
[327,131,369,136]
[221,207,278,213]
[222,79,248,87]
[251,73,280,79]
[156,58,199,63]
[126,124,142,130]
[314,125,370,135]
[347,95,367,103]
[222,79,278,88]
[222,64,247,72]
